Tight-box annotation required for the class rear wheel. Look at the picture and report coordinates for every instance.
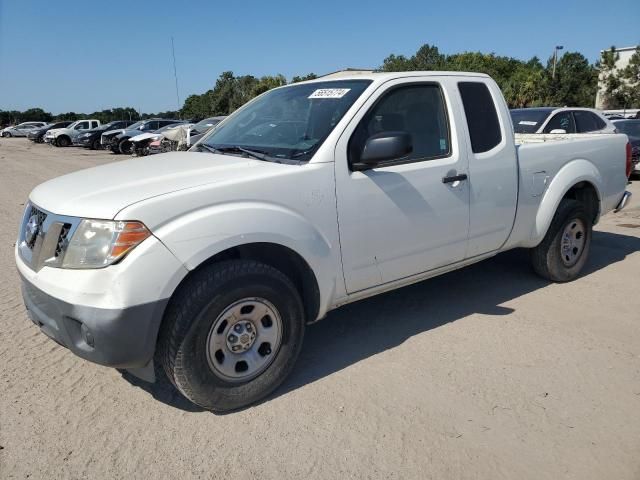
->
[56,135,71,147]
[530,199,592,282]
[91,138,101,150]
[158,260,305,412]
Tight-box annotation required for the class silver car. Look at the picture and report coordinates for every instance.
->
[1,122,48,137]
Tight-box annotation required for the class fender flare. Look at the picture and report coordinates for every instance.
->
[531,158,603,245]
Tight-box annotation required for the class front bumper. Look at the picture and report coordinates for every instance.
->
[15,220,189,376]
[21,275,168,369]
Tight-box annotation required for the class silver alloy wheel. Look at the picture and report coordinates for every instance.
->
[560,217,586,267]
[206,297,283,382]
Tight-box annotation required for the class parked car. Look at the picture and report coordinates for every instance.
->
[44,119,101,147]
[188,116,226,145]
[511,107,615,134]
[102,119,183,154]
[73,121,136,150]
[1,122,48,137]
[612,119,640,175]
[130,122,193,156]
[27,121,73,143]
[15,71,632,412]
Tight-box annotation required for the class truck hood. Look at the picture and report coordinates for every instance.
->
[46,127,71,137]
[30,152,274,219]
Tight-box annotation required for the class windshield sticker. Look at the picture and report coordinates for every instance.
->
[518,120,538,126]
[308,88,351,99]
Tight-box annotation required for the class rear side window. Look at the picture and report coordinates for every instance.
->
[458,82,502,153]
[574,111,602,133]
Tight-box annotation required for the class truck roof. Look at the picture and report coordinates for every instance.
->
[309,70,491,82]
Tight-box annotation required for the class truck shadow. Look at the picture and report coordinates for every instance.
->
[121,230,640,413]
[271,230,640,403]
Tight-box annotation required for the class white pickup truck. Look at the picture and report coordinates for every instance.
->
[44,119,101,147]
[16,71,633,411]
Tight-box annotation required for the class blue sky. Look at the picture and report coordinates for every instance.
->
[0,0,638,114]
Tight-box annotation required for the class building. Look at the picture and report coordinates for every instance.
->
[595,45,638,109]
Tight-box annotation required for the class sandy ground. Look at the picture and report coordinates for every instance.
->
[0,138,639,479]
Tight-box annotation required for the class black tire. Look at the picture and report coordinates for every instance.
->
[91,138,101,150]
[158,260,305,412]
[2,131,11,138]
[56,135,70,147]
[530,199,592,282]
[118,138,132,154]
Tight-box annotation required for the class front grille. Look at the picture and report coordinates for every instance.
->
[55,223,71,257]
[26,206,47,248]
[18,203,81,272]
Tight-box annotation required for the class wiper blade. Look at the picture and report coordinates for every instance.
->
[216,145,270,161]
[196,143,218,154]
[290,148,315,159]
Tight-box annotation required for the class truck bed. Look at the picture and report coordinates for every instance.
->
[504,132,630,250]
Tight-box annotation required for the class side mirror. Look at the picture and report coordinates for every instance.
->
[354,131,412,170]
[549,129,567,134]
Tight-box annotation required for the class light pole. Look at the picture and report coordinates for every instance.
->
[552,45,564,79]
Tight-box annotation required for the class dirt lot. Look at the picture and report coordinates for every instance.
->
[1,138,639,479]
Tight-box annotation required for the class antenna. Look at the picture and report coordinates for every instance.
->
[171,36,181,112]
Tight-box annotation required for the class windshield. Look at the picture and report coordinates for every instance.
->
[200,80,372,161]
[510,109,553,133]
[615,121,640,139]
[125,121,144,130]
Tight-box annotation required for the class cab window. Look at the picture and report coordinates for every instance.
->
[349,83,451,166]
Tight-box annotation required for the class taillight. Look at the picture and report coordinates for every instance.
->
[626,142,632,178]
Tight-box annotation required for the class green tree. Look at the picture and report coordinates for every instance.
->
[545,52,597,107]
[253,74,287,96]
[291,73,317,83]
[620,47,640,108]
[380,44,445,71]
[502,57,546,107]
[598,46,627,109]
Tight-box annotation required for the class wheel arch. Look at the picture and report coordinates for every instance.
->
[167,242,321,326]
[531,159,603,246]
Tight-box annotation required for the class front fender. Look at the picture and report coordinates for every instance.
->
[150,201,338,317]
[51,129,71,138]
[531,158,603,245]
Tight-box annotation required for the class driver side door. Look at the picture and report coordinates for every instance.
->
[334,77,470,293]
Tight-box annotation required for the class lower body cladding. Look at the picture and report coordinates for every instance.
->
[21,277,168,380]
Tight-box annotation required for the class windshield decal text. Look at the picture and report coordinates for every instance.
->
[308,88,351,99]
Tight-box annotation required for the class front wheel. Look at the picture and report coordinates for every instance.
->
[56,135,70,147]
[91,138,101,150]
[530,199,592,282]
[158,260,305,412]
[2,131,11,138]
[118,138,133,154]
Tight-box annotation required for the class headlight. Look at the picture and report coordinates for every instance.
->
[62,219,150,269]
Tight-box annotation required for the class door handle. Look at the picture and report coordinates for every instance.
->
[442,173,468,184]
